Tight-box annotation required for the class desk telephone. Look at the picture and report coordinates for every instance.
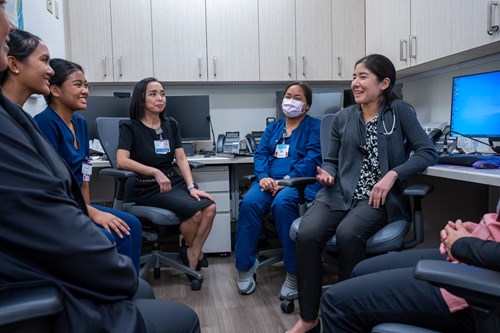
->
[217,132,240,154]
[421,122,449,153]
[217,132,261,154]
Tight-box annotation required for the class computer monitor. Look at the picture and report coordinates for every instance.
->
[164,95,210,141]
[276,90,342,119]
[450,70,500,139]
[78,95,211,142]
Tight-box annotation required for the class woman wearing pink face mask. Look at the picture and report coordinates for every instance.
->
[234,81,322,299]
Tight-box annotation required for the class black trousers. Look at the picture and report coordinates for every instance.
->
[133,279,200,333]
[295,199,387,321]
[321,249,474,333]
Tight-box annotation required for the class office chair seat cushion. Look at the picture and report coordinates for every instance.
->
[290,218,410,254]
[371,323,440,333]
[123,203,181,226]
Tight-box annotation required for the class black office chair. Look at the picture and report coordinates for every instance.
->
[371,259,500,333]
[282,113,434,313]
[96,117,204,290]
[0,284,63,333]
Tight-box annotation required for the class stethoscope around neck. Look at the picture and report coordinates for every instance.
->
[357,106,396,156]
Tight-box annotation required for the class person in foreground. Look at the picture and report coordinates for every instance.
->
[235,81,322,297]
[34,58,142,274]
[320,213,500,332]
[117,77,216,273]
[286,54,438,333]
[0,18,199,333]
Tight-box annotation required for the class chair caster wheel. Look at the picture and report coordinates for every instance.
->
[191,279,202,291]
[154,267,161,279]
[281,299,294,314]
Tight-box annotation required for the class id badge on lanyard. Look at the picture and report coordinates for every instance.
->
[82,161,92,181]
[275,127,290,158]
[154,139,171,154]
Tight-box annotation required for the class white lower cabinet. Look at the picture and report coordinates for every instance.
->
[192,166,231,254]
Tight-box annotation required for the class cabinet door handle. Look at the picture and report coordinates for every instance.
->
[288,56,292,76]
[102,56,107,77]
[399,39,408,61]
[301,56,306,77]
[337,56,342,77]
[213,56,217,77]
[118,56,123,77]
[487,1,499,35]
[198,56,202,77]
[409,35,417,59]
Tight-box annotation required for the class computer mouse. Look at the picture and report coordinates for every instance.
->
[472,160,500,169]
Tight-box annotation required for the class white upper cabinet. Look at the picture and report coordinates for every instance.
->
[151,0,207,81]
[66,0,114,82]
[332,0,365,80]
[206,0,260,81]
[365,0,453,70]
[365,0,411,71]
[66,0,153,82]
[452,0,500,54]
[258,0,296,81]
[296,0,332,80]
[409,0,452,66]
[110,0,153,82]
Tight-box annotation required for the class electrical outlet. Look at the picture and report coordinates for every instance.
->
[47,0,53,14]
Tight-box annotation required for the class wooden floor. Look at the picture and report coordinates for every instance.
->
[144,254,338,333]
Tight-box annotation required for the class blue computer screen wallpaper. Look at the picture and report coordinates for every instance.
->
[450,70,500,138]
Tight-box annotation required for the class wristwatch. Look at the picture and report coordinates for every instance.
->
[187,183,199,190]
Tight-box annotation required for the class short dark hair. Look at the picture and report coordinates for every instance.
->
[355,54,399,104]
[129,77,165,120]
[44,58,84,104]
[0,30,43,85]
[283,81,313,110]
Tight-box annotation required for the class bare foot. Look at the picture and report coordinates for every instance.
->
[285,318,318,333]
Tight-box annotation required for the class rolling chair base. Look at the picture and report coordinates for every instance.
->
[140,249,203,291]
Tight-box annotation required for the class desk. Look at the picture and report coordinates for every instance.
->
[423,164,500,187]
[413,164,500,247]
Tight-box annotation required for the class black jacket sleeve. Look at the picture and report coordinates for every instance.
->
[451,237,500,272]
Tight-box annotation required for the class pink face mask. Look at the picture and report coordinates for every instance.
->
[282,98,305,118]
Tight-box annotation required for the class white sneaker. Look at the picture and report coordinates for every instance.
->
[237,258,259,295]
[279,272,297,300]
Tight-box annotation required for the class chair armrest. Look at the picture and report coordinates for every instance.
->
[0,285,63,327]
[100,167,137,179]
[403,183,433,197]
[278,176,317,188]
[414,259,500,304]
[243,174,256,182]
[188,161,205,169]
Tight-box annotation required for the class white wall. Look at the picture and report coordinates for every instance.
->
[22,0,66,115]
[401,53,500,124]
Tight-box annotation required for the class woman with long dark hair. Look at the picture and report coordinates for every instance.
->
[286,54,438,333]
[34,58,142,274]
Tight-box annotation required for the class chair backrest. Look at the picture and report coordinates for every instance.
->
[320,113,335,159]
[96,117,127,168]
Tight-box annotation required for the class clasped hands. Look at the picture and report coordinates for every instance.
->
[259,177,284,196]
[439,219,475,262]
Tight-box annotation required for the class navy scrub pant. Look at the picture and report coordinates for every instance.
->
[92,204,142,275]
[321,249,474,333]
[235,181,300,273]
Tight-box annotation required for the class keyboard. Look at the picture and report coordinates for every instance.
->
[438,154,500,167]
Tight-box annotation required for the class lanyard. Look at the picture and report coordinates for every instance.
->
[155,127,163,140]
